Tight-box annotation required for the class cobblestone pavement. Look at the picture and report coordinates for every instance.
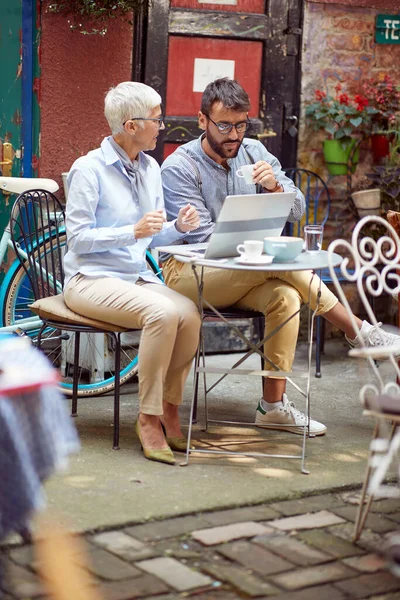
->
[1,490,400,600]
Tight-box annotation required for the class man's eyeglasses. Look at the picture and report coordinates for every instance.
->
[124,117,164,127]
[204,114,250,134]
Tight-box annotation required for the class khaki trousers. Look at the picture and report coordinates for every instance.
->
[163,258,338,375]
[64,274,201,415]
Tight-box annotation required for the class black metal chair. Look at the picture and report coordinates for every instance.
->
[284,168,331,377]
[9,189,138,449]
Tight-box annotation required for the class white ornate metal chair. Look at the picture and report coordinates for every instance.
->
[328,215,400,542]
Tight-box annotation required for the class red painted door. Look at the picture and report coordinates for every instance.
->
[135,0,303,167]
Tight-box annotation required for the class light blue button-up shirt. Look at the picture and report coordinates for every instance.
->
[63,137,184,287]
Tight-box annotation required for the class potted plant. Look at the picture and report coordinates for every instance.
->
[363,74,400,163]
[305,84,378,175]
[350,177,381,217]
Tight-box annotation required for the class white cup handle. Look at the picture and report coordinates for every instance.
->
[236,244,246,255]
[236,169,244,178]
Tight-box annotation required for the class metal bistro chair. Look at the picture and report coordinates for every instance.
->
[285,168,331,377]
[9,189,139,450]
[328,215,400,542]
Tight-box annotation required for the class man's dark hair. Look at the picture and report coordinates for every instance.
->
[201,78,250,114]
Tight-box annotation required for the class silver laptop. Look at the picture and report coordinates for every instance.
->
[202,191,296,258]
[158,191,296,260]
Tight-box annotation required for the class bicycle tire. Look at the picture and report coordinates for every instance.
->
[1,239,162,396]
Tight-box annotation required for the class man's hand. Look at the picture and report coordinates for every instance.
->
[252,160,282,192]
[134,209,166,238]
[176,203,200,233]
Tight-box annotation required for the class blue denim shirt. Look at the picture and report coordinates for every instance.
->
[161,136,305,247]
[64,137,184,287]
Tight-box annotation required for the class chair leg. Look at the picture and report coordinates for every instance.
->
[257,316,265,394]
[71,332,80,417]
[113,334,121,450]
[315,315,322,378]
[353,421,379,542]
[192,344,200,424]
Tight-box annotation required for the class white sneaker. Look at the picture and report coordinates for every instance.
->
[346,321,400,360]
[255,394,327,436]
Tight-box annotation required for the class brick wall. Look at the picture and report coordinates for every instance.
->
[299,1,400,243]
[297,2,400,335]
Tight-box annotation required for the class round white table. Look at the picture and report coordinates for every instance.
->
[157,245,343,472]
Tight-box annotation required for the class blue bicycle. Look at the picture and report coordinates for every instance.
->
[0,176,163,397]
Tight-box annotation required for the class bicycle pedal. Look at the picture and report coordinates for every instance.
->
[14,327,30,340]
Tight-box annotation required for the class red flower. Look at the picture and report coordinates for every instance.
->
[339,93,350,105]
[315,90,326,101]
[354,94,369,111]
[335,83,342,93]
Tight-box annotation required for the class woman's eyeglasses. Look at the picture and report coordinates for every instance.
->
[124,117,164,127]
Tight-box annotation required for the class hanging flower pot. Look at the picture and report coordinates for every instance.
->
[351,189,381,216]
[371,134,390,163]
[323,138,360,176]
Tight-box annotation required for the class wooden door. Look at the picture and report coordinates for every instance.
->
[133,0,303,167]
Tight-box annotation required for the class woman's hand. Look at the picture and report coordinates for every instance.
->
[134,209,166,238]
[176,204,200,233]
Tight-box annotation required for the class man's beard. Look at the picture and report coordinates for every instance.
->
[206,129,242,159]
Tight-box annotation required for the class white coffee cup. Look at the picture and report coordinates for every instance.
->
[236,240,264,258]
[236,164,256,185]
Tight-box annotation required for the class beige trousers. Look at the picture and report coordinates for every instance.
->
[64,274,201,415]
[163,258,338,374]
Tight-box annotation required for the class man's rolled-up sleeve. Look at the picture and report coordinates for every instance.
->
[162,159,215,244]
[259,148,305,223]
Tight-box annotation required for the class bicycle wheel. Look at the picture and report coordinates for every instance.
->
[1,239,162,396]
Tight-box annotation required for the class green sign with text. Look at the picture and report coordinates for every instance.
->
[376,14,400,44]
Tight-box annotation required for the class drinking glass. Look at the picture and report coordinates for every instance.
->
[304,224,324,255]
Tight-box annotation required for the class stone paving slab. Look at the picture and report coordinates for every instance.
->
[216,539,294,575]
[135,556,213,592]
[191,521,271,545]
[269,509,346,531]
[1,491,400,600]
[270,561,357,590]
[298,528,365,558]
[254,533,331,566]
[331,505,399,533]
[269,493,347,517]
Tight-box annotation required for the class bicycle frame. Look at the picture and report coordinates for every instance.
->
[0,177,163,392]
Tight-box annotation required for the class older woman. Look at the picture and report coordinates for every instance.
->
[63,81,201,465]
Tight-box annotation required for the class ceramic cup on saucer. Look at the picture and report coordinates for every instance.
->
[236,240,263,260]
[236,164,256,185]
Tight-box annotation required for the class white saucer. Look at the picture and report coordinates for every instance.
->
[234,254,274,266]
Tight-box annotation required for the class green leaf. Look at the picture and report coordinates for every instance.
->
[349,117,362,127]
[325,123,337,135]
[335,130,346,140]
